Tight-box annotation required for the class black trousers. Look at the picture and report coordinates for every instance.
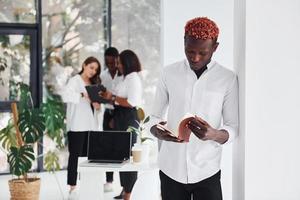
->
[114,106,138,193]
[159,170,222,200]
[103,109,115,182]
[67,131,88,186]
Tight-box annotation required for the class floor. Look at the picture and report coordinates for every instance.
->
[0,170,124,200]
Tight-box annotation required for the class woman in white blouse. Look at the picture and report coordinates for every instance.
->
[101,50,142,200]
[61,56,101,196]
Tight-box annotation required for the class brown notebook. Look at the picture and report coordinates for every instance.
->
[156,113,196,142]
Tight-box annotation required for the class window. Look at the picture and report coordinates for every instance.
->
[111,0,161,114]
[0,0,161,174]
[41,0,108,170]
[0,32,35,108]
[0,0,36,24]
[0,0,41,173]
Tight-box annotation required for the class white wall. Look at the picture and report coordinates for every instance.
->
[240,0,300,199]
[161,1,234,200]
[162,0,234,68]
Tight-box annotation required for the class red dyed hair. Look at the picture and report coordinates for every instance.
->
[184,17,219,40]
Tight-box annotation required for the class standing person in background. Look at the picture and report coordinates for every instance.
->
[62,57,102,200]
[150,17,239,200]
[100,47,123,192]
[100,50,142,200]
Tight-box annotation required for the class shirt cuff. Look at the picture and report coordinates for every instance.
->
[144,115,163,134]
[219,125,237,145]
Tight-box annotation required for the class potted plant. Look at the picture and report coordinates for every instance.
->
[127,107,152,144]
[127,108,154,163]
[0,83,65,200]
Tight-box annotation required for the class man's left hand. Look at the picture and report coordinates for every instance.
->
[187,116,229,144]
[187,116,218,141]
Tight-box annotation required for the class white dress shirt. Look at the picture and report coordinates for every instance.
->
[61,74,101,132]
[100,69,123,109]
[114,72,142,107]
[151,59,239,184]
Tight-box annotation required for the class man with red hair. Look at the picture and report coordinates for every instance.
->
[150,17,239,200]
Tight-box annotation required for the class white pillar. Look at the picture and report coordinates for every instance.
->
[234,0,300,199]
[233,0,246,199]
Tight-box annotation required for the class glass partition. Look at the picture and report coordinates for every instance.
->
[41,0,107,170]
[42,0,106,96]
[0,34,30,101]
[0,0,36,23]
[111,0,161,114]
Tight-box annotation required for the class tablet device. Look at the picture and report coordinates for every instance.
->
[85,84,110,104]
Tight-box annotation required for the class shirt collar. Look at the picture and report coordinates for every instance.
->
[184,59,216,71]
[104,68,118,79]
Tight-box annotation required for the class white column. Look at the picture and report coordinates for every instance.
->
[233,0,246,199]
[234,0,300,199]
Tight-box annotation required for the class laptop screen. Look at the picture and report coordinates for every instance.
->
[88,131,132,162]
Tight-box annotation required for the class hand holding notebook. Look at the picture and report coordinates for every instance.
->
[155,113,208,142]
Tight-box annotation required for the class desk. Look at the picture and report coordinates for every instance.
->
[78,160,158,200]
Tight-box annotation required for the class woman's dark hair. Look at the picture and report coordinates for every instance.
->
[78,56,101,84]
[119,50,141,76]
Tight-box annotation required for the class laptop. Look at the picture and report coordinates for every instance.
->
[87,131,132,164]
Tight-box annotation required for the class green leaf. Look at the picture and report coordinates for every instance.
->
[17,83,33,113]
[18,108,45,143]
[127,126,139,135]
[143,116,150,124]
[44,151,60,172]
[42,97,65,138]
[141,137,154,143]
[8,145,35,177]
[0,120,17,150]
[137,107,145,121]
[47,130,65,149]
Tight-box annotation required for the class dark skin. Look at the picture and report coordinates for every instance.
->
[150,35,229,144]
[100,57,133,108]
[105,55,118,78]
[104,55,119,128]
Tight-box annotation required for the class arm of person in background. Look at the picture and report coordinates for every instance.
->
[99,90,132,107]
[100,74,142,108]
[187,75,239,144]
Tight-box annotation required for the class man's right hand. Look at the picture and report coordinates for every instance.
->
[150,121,183,143]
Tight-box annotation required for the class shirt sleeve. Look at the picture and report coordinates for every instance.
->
[149,68,169,128]
[126,75,142,107]
[143,69,169,149]
[61,76,81,104]
[100,72,108,88]
[220,74,239,144]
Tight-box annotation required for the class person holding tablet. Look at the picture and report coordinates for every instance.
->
[62,56,102,199]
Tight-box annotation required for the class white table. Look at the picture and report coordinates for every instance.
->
[78,160,159,200]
